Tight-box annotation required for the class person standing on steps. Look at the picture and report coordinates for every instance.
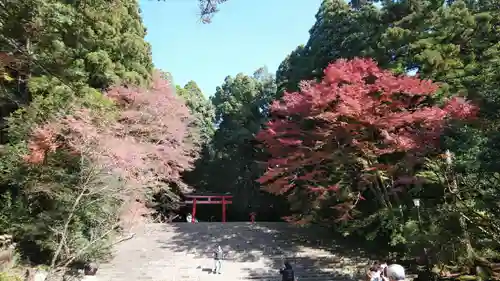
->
[250,212,256,224]
[279,261,295,281]
[212,245,224,274]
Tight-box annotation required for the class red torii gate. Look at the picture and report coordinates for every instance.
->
[184,194,233,223]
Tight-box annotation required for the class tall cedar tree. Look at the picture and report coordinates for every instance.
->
[256,58,477,221]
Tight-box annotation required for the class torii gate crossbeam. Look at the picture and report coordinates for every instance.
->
[184,194,233,223]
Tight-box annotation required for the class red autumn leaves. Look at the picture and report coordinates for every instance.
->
[256,58,477,220]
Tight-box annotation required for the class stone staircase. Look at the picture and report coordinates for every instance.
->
[98,222,370,281]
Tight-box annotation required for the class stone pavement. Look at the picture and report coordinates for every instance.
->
[97,222,371,281]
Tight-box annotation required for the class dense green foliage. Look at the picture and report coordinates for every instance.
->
[176,81,215,144]
[183,67,289,220]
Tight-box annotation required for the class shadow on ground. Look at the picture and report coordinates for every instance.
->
[156,222,374,279]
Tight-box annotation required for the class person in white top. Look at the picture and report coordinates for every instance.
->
[367,261,387,281]
[185,213,198,223]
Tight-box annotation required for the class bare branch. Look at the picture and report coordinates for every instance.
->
[59,222,122,268]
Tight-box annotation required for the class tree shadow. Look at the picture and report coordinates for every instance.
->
[155,222,373,280]
[198,266,213,273]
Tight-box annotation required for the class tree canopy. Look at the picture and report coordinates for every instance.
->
[1,0,500,280]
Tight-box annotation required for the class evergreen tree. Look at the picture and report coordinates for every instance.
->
[184,68,288,220]
[176,81,215,144]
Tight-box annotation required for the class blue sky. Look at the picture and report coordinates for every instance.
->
[139,0,322,97]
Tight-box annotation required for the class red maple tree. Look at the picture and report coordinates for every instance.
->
[256,58,477,221]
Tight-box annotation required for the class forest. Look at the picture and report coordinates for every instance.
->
[0,0,499,280]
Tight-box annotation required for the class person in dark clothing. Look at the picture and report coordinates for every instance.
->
[279,261,295,281]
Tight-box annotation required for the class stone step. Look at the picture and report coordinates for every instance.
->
[242,276,350,281]
[246,274,343,279]
[245,266,337,270]
[99,275,351,281]
[244,271,350,279]
[98,222,366,281]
